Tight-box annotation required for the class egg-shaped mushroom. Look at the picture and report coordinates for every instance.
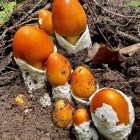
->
[13,25,55,92]
[74,108,90,126]
[70,66,97,104]
[38,9,54,36]
[46,52,71,87]
[90,88,135,140]
[52,0,87,37]
[46,53,72,101]
[13,25,54,69]
[73,108,99,140]
[52,99,74,128]
[52,0,91,53]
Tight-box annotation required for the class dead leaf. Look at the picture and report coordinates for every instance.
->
[87,43,126,64]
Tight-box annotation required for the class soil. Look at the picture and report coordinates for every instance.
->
[0,0,140,140]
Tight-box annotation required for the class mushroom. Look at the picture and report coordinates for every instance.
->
[38,9,54,36]
[46,52,72,101]
[15,94,32,108]
[90,88,135,140]
[13,25,55,92]
[70,66,97,105]
[15,94,26,107]
[73,108,99,140]
[52,0,91,53]
[52,99,74,128]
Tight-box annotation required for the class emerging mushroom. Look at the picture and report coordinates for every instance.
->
[38,9,54,36]
[15,94,32,108]
[52,0,91,53]
[13,25,55,92]
[46,52,72,101]
[70,66,97,105]
[15,94,26,107]
[52,99,74,128]
[90,88,135,140]
[73,108,99,140]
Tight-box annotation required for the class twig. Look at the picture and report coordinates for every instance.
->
[1,71,15,76]
[12,0,43,25]
[117,30,140,43]
[120,42,140,56]
[4,44,12,50]
[119,7,140,27]
[92,0,140,18]
[138,23,140,36]
[96,24,114,49]
[87,0,113,49]
[16,18,38,27]
[0,0,47,39]
[0,18,37,39]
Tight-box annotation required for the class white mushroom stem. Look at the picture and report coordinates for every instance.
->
[15,58,46,93]
[90,88,135,140]
[74,121,99,140]
[55,25,92,53]
[52,82,72,102]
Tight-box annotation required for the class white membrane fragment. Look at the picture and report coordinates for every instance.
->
[55,26,92,53]
[71,91,89,105]
[90,88,135,140]
[74,121,99,140]
[15,58,46,93]
[40,93,51,107]
[71,84,99,105]
[38,18,43,25]
[52,82,72,101]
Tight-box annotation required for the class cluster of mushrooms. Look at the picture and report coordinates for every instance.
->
[12,0,135,140]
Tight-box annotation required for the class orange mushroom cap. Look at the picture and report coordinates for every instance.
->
[15,94,25,107]
[38,9,54,36]
[71,66,96,100]
[52,0,87,37]
[53,99,74,128]
[13,25,54,70]
[90,88,129,125]
[46,52,71,87]
[73,108,90,126]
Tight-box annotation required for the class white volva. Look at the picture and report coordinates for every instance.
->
[14,46,57,93]
[71,84,99,105]
[15,58,46,93]
[90,88,135,140]
[71,90,89,105]
[55,26,92,53]
[74,121,99,140]
[52,82,72,101]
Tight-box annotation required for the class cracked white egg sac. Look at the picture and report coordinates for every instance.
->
[70,66,97,105]
[15,58,46,93]
[55,25,92,54]
[52,82,72,101]
[71,84,99,106]
[74,121,99,140]
[14,46,57,93]
[73,108,99,140]
[71,90,89,105]
[90,88,135,140]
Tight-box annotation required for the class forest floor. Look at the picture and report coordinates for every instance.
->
[0,0,140,140]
